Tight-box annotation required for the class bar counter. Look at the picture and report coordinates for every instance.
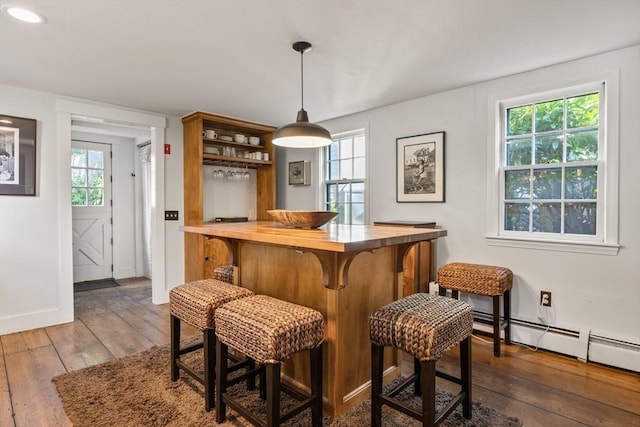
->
[182,221,447,417]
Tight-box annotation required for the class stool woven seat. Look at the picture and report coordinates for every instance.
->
[370,293,473,361]
[213,264,236,285]
[169,278,253,330]
[438,262,513,357]
[169,279,254,411]
[370,293,473,427]
[437,262,512,296]
[215,294,324,364]
[215,294,324,427]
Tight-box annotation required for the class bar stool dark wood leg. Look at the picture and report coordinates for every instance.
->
[492,295,501,356]
[215,337,229,424]
[170,314,180,381]
[203,328,215,411]
[310,345,323,427]
[370,343,383,427]
[460,336,472,419]
[504,289,511,345]
[421,360,436,426]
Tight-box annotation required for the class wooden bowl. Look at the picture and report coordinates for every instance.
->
[267,210,338,229]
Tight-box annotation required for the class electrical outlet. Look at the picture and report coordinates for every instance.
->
[165,210,179,221]
[540,291,552,307]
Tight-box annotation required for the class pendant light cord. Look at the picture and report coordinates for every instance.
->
[300,49,305,110]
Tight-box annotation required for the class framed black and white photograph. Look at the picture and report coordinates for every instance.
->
[288,160,311,186]
[0,114,37,196]
[396,131,444,202]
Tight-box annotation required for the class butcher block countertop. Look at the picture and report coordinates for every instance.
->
[182,220,447,253]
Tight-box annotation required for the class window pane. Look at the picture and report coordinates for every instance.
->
[507,105,532,136]
[505,203,530,231]
[328,161,339,180]
[71,188,87,206]
[354,136,365,157]
[506,137,532,166]
[88,170,104,188]
[326,183,337,203]
[567,93,598,128]
[352,182,364,202]
[88,189,104,206]
[565,202,596,235]
[71,168,87,186]
[505,170,531,199]
[340,138,352,158]
[565,166,597,199]
[338,183,350,203]
[328,142,339,161]
[535,99,564,133]
[535,135,563,164]
[71,149,87,167]
[335,203,350,225]
[351,203,364,225]
[88,150,104,169]
[533,168,561,199]
[566,130,598,162]
[340,159,352,179]
[353,157,365,179]
[532,203,561,232]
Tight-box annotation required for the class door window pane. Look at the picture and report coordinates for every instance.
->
[71,149,87,167]
[72,188,87,206]
[88,150,104,168]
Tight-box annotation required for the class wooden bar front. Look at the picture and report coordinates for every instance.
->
[182,221,447,417]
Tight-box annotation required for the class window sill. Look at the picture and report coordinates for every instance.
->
[485,236,620,256]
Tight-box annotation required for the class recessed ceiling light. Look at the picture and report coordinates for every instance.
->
[1,4,46,24]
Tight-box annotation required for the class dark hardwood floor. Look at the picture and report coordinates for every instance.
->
[0,278,638,426]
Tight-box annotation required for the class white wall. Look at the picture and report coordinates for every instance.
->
[0,84,185,335]
[277,46,640,366]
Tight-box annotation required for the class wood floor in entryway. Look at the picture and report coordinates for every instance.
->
[0,278,638,426]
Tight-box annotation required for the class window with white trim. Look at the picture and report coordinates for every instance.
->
[323,130,366,225]
[499,83,606,242]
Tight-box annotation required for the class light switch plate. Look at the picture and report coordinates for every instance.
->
[165,210,179,221]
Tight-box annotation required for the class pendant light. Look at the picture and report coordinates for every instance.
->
[272,41,332,148]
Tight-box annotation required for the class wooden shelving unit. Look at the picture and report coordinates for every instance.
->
[182,111,276,281]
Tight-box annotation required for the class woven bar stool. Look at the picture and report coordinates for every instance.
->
[215,294,324,427]
[370,293,473,427]
[213,264,236,284]
[169,278,254,411]
[437,262,513,357]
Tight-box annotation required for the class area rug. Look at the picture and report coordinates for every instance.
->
[74,279,120,292]
[53,340,522,427]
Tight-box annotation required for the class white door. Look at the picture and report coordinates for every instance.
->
[71,141,113,282]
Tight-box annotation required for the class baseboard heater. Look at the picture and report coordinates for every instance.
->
[472,310,640,373]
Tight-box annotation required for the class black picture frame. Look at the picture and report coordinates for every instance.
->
[396,131,445,202]
[0,114,37,196]
[288,160,311,186]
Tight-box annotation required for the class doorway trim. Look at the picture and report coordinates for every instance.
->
[56,100,167,313]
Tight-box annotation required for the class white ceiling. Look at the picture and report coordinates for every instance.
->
[2,0,639,128]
